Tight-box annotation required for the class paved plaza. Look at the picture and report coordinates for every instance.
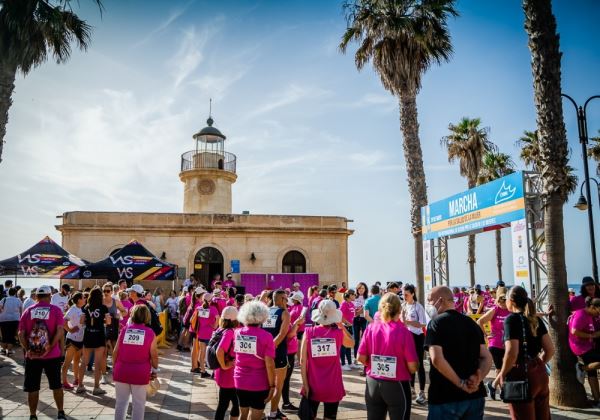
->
[0,347,597,419]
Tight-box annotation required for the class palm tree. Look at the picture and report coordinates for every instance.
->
[477,151,515,282]
[522,0,587,407]
[587,130,600,176]
[339,0,458,302]
[516,129,577,195]
[0,0,102,164]
[441,117,496,286]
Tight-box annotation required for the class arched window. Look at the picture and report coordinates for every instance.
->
[282,250,306,273]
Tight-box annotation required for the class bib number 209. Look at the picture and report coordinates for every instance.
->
[123,329,146,346]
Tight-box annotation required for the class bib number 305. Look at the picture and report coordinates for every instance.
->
[372,355,397,379]
[123,328,146,346]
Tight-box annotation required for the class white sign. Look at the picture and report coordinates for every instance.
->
[423,239,433,291]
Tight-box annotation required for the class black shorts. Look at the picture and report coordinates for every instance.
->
[274,344,288,369]
[236,389,269,410]
[581,348,600,377]
[23,357,62,392]
[83,330,106,349]
[0,320,19,345]
[489,346,505,370]
[66,338,84,350]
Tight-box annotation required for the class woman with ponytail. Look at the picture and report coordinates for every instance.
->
[493,286,554,420]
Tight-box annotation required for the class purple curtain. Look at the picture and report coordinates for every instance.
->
[240,273,267,297]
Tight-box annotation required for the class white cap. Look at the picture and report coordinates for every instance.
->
[182,286,189,293]
[194,287,205,295]
[221,306,238,321]
[126,284,144,294]
[203,293,214,302]
[311,299,342,325]
[36,285,52,295]
[288,291,304,305]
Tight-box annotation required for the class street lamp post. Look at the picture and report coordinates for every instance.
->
[562,93,600,282]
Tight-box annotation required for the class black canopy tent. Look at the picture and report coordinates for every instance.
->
[80,239,176,284]
[0,236,85,280]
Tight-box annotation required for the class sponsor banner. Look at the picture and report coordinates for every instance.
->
[511,218,531,295]
[423,239,433,291]
[421,172,526,240]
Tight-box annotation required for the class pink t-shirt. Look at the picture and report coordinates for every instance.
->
[289,303,306,333]
[488,306,511,349]
[120,299,133,328]
[569,308,595,356]
[570,295,586,312]
[113,323,155,385]
[19,302,64,360]
[215,328,236,388]
[453,293,464,313]
[213,297,228,315]
[340,301,356,324]
[196,305,219,340]
[302,325,345,403]
[223,279,235,288]
[234,326,276,391]
[358,320,417,382]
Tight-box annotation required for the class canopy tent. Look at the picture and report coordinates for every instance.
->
[0,236,85,279]
[81,239,176,282]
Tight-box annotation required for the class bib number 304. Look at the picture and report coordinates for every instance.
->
[311,338,336,357]
[123,328,146,346]
[235,335,257,355]
[372,355,397,379]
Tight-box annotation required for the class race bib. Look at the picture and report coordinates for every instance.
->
[235,335,257,355]
[311,338,337,357]
[198,308,210,319]
[372,355,397,379]
[262,315,277,329]
[123,328,146,346]
[31,307,50,320]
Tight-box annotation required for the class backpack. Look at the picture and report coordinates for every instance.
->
[140,301,163,337]
[206,328,231,370]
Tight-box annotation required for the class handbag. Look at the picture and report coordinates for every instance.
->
[297,395,314,420]
[500,314,531,403]
[146,377,160,397]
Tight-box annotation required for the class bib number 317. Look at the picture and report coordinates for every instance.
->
[311,338,336,357]
[123,328,146,346]
[372,355,397,379]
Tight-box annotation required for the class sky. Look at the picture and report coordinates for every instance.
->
[0,0,599,288]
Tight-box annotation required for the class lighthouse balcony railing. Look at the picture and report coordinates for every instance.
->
[181,150,237,174]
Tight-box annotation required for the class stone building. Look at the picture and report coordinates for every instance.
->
[56,115,353,288]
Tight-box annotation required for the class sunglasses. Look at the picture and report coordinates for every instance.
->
[103,290,111,293]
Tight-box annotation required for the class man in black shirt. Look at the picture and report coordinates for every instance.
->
[425,286,492,420]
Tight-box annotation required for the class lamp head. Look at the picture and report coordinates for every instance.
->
[575,194,589,211]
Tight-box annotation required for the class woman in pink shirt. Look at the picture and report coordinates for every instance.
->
[300,299,354,420]
[340,289,358,371]
[358,293,418,420]
[215,306,240,420]
[113,304,158,420]
[191,292,219,377]
[570,276,600,312]
[569,297,600,404]
[476,287,510,400]
[234,301,276,420]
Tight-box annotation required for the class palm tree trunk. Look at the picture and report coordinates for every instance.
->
[523,0,587,407]
[0,60,17,164]
[495,229,503,281]
[399,89,428,303]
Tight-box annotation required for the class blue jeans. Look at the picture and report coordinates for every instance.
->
[427,397,485,420]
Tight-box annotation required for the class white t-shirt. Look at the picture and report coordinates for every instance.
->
[166,297,178,317]
[354,295,365,317]
[64,306,85,342]
[23,297,36,311]
[402,302,427,335]
[51,293,69,313]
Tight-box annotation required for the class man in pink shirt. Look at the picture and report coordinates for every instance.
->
[18,285,66,420]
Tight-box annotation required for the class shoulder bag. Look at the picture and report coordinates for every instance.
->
[500,314,531,402]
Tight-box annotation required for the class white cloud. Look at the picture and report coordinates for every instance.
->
[132,1,195,48]
[244,84,332,120]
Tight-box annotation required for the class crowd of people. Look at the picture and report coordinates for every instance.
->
[0,274,598,420]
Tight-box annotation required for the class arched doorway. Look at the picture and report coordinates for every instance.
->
[282,250,306,273]
[194,247,224,290]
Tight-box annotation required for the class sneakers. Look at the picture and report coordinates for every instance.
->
[62,382,74,390]
[341,364,352,371]
[57,410,67,419]
[576,363,586,384]
[75,385,86,394]
[101,374,112,385]
[486,381,496,400]
[200,371,212,378]
[282,402,299,411]
[92,387,106,396]
[29,415,37,420]
[350,363,362,369]
[190,368,201,374]
[415,392,427,406]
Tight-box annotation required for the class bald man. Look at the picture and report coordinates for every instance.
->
[425,286,492,420]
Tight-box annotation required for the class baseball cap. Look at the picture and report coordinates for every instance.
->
[221,306,238,321]
[194,286,205,295]
[36,285,52,295]
[203,293,214,302]
[126,284,144,294]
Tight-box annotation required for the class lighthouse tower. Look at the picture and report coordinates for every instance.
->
[179,115,237,213]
